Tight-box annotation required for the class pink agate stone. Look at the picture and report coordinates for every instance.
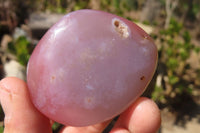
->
[27,9,157,126]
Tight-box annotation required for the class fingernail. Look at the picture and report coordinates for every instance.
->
[0,81,13,123]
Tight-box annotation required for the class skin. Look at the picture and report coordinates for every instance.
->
[0,77,161,133]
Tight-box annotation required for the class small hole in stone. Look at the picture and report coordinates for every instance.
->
[85,96,94,104]
[112,18,130,38]
[114,21,120,28]
[140,76,145,81]
[87,98,92,103]
[51,76,55,80]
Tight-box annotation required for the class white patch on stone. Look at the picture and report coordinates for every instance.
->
[86,84,95,90]
[50,17,73,41]
[140,47,149,56]
[54,26,66,38]
[112,18,130,38]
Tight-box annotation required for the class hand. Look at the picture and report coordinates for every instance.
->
[0,77,161,133]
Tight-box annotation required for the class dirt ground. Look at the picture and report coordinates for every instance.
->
[159,93,200,133]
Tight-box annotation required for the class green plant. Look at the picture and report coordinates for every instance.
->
[73,0,89,11]
[8,36,33,66]
[152,86,165,101]
[151,18,200,102]
[52,122,61,131]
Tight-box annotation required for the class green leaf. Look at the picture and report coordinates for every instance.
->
[194,47,200,53]
[8,42,16,54]
[151,86,164,101]
[179,48,189,60]
[186,87,193,94]
[166,48,173,56]
[52,122,61,130]
[182,31,191,43]
[0,126,4,133]
[114,0,120,9]
[8,36,32,66]
[167,58,178,70]
[167,18,183,34]
[167,38,174,46]
[169,75,179,85]
[142,20,150,25]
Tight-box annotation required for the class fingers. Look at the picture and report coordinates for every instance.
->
[60,120,111,133]
[0,77,161,133]
[110,97,161,133]
[0,77,52,133]
[61,97,160,133]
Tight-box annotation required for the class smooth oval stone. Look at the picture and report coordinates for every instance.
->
[27,9,157,126]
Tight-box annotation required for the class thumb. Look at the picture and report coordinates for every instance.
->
[0,77,52,133]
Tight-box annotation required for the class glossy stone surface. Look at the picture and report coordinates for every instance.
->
[27,9,157,126]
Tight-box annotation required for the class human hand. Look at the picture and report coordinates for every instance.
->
[0,77,161,133]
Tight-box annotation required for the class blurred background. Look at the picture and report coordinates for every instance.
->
[0,0,200,132]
